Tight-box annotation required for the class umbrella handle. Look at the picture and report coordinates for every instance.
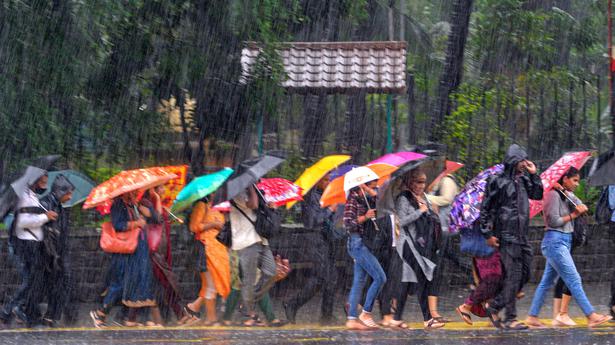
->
[163,207,184,224]
[361,189,380,231]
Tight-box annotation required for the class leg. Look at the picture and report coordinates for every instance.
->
[285,245,321,323]
[393,282,411,321]
[237,244,260,317]
[254,244,276,301]
[528,258,559,317]
[257,293,276,323]
[222,289,241,323]
[490,244,523,322]
[320,241,338,322]
[347,260,368,319]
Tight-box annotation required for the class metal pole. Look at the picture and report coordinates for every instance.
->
[257,111,264,155]
[386,95,393,153]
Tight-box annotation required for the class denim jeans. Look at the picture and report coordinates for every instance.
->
[528,230,594,317]
[346,234,386,319]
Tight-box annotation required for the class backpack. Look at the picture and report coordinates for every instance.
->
[459,222,495,258]
[322,205,347,242]
[595,187,613,224]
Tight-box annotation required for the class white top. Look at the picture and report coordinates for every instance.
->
[230,191,267,251]
[15,189,49,241]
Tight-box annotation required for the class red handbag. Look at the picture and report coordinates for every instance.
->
[100,221,141,254]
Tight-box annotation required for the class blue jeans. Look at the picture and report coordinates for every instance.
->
[346,234,386,319]
[528,231,594,317]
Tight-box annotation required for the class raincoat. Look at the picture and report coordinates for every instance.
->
[39,175,77,323]
[479,144,543,244]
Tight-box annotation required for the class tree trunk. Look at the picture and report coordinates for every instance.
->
[430,0,474,141]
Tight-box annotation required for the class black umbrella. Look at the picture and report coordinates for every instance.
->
[214,154,285,204]
[587,150,615,187]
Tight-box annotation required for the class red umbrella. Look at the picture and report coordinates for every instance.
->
[428,160,464,191]
[256,178,303,207]
[530,151,593,218]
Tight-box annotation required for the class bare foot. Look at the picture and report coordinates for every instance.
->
[346,319,372,330]
[525,316,547,328]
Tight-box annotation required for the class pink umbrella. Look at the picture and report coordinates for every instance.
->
[369,152,426,166]
[212,201,231,212]
[529,151,593,218]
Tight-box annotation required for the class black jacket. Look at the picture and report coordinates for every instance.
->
[480,144,543,244]
[40,175,74,270]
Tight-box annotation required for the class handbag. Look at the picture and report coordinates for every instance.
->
[460,224,494,258]
[100,221,141,254]
[215,222,233,247]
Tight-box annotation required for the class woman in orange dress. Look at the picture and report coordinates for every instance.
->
[181,196,230,325]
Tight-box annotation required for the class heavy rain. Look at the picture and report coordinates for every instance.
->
[1,0,615,344]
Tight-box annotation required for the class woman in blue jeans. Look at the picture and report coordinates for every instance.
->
[344,180,386,330]
[525,167,611,328]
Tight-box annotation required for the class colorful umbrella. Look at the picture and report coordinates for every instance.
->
[286,155,350,209]
[257,178,303,207]
[529,151,593,218]
[39,170,96,207]
[368,151,426,166]
[171,168,234,213]
[158,165,188,208]
[329,165,358,180]
[448,164,504,233]
[320,164,397,207]
[83,167,178,209]
[587,150,615,186]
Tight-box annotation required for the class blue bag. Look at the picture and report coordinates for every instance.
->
[460,224,494,258]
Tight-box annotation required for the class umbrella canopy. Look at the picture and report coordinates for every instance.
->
[214,154,285,204]
[83,167,178,209]
[257,178,303,207]
[158,165,189,208]
[39,170,96,207]
[368,151,426,167]
[529,151,593,218]
[286,155,350,209]
[28,154,61,171]
[320,164,397,207]
[171,168,234,213]
[212,201,231,212]
[587,150,615,187]
[428,160,465,191]
[329,164,358,180]
[448,164,504,233]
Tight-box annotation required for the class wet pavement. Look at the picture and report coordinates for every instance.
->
[1,283,615,344]
[1,323,615,345]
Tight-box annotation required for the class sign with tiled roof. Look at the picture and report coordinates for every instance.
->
[240,41,407,94]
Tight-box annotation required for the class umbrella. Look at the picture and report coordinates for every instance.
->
[83,167,178,209]
[529,151,593,218]
[214,154,285,204]
[320,164,395,207]
[158,165,189,208]
[329,164,358,180]
[368,151,426,166]
[257,178,303,207]
[212,201,231,212]
[286,155,351,209]
[171,168,234,213]
[29,154,62,171]
[39,170,96,207]
[448,164,504,233]
[587,150,615,186]
[428,160,465,191]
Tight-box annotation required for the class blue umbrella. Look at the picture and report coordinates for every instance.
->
[39,170,96,207]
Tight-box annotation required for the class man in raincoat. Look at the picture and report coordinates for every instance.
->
[480,144,543,330]
[284,174,340,325]
[39,174,76,327]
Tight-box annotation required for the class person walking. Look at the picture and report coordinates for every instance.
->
[525,167,612,328]
[480,144,543,330]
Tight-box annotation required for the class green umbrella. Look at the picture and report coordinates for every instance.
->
[39,170,96,208]
[172,168,234,212]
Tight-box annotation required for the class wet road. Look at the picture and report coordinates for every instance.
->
[1,322,615,345]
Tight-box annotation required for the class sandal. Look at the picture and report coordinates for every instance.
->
[503,320,529,331]
[525,318,547,329]
[588,314,612,328]
[89,310,107,329]
[485,305,502,329]
[180,306,201,326]
[268,319,288,327]
[123,320,144,327]
[424,318,445,329]
[389,319,409,329]
[456,307,473,325]
[242,315,262,327]
[145,321,163,328]
[434,316,450,323]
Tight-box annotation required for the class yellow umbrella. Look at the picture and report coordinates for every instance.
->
[286,154,351,209]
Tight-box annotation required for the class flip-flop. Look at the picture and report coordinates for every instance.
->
[588,315,613,328]
[424,318,445,329]
[456,307,473,325]
[503,320,529,330]
[485,305,502,329]
[389,319,409,329]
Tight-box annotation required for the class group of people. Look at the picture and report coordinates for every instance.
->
[1,143,615,331]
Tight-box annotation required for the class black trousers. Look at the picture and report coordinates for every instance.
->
[490,242,532,321]
[1,239,46,324]
[45,259,78,324]
[285,233,338,319]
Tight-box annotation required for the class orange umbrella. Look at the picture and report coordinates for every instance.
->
[83,167,178,209]
[320,163,398,207]
[428,160,464,192]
